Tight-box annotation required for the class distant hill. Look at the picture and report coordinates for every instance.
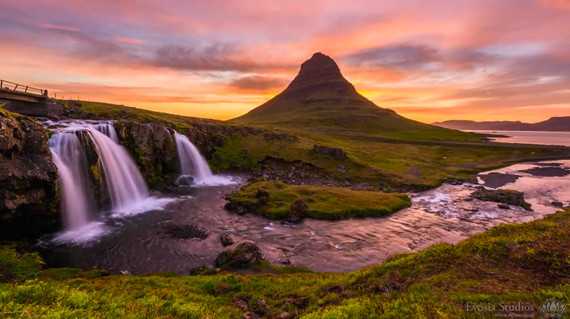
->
[433,117,570,131]
[232,53,450,135]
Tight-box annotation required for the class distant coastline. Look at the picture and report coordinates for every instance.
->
[433,117,570,131]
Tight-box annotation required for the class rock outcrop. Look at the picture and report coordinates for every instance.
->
[0,109,59,239]
[114,121,179,187]
[471,187,532,211]
[312,145,347,159]
[215,242,266,268]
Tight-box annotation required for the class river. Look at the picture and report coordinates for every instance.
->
[39,158,570,274]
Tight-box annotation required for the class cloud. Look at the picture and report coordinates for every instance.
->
[341,43,439,70]
[117,37,146,44]
[229,75,287,91]
[152,43,251,71]
[41,24,81,32]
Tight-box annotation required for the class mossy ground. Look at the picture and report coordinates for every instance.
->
[227,181,411,220]
[1,208,569,318]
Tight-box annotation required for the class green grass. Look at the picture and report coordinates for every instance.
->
[1,208,569,318]
[227,181,411,220]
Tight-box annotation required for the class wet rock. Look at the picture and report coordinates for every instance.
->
[471,187,532,211]
[220,232,234,247]
[215,242,266,268]
[175,175,194,186]
[552,201,564,208]
[0,110,59,239]
[224,201,248,215]
[114,121,178,187]
[287,198,308,222]
[498,203,510,209]
[312,145,347,159]
[162,223,209,240]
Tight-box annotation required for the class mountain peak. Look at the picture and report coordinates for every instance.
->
[300,52,340,73]
[232,52,434,134]
[285,52,353,94]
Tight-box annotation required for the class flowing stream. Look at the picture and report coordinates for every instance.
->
[41,122,570,274]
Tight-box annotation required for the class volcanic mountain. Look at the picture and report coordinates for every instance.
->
[232,52,440,134]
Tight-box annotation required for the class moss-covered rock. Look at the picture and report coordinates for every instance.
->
[114,121,179,187]
[215,242,266,269]
[0,109,60,239]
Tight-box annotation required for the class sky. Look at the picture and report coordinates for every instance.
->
[0,0,569,123]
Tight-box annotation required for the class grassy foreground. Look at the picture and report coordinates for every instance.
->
[226,181,411,221]
[1,208,568,318]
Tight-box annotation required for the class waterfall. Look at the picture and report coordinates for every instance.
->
[50,133,95,230]
[86,128,149,210]
[94,122,118,143]
[174,132,213,183]
[49,123,149,231]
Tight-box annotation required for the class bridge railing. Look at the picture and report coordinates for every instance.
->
[0,79,47,96]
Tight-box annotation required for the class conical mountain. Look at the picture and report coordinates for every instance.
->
[232,52,436,134]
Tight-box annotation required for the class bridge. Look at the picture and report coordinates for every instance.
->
[0,80,49,103]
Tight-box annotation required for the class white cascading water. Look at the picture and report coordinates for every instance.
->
[94,122,119,143]
[49,133,95,230]
[174,132,213,182]
[86,127,149,210]
[48,122,174,244]
[174,132,234,186]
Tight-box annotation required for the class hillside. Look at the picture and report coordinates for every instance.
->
[434,117,570,131]
[232,53,467,138]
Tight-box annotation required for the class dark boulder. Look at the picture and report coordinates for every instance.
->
[471,187,532,211]
[287,198,308,222]
[552,201,564,208]
[215,242,265,268]
[175,175,195,186]
[220,233,234,247]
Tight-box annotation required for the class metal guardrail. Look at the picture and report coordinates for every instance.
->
[0,79,47,96]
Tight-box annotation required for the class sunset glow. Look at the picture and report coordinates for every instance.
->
[1,0,569,122]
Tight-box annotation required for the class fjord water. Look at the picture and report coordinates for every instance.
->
[470,130,570,147]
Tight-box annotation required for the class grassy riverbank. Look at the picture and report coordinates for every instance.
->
[226,181,411,221]
[1,208,568,318]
